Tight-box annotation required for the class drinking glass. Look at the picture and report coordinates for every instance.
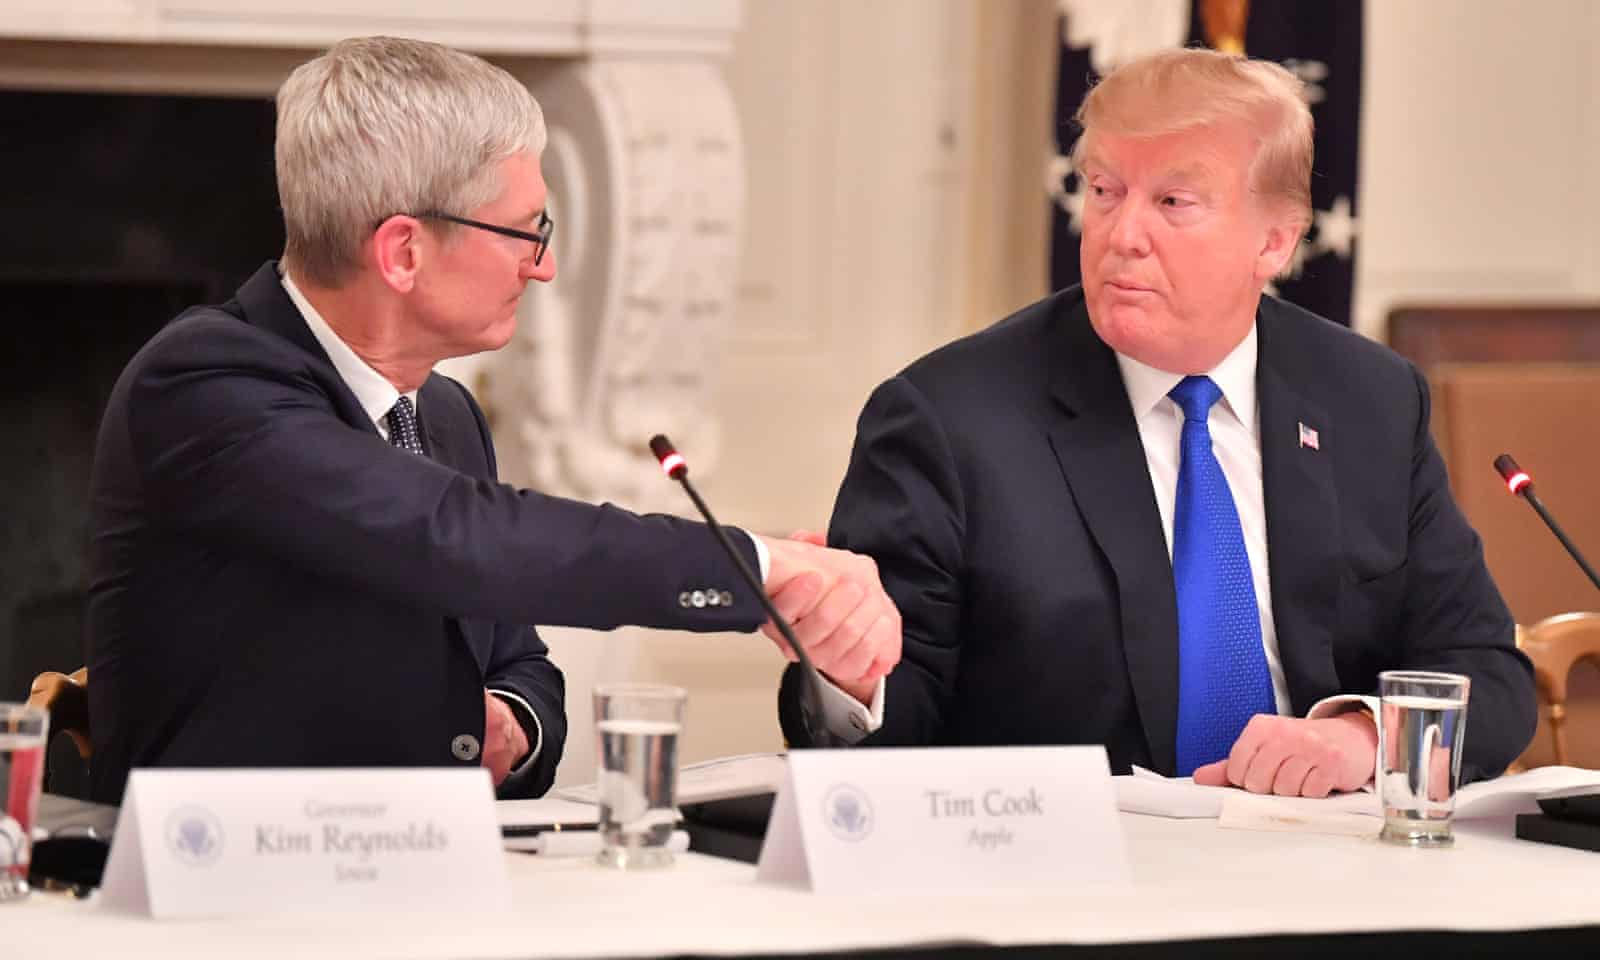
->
[1377,671,1469,846]
[593,684,686,868]
[1,703,49,900]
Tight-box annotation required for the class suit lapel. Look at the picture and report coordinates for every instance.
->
[415,375,493,676]
[416,378,459,468]
[239,263,493,677]
[1044,303,1181,773]
[1256,304,1341,711]
[234,262,381,439]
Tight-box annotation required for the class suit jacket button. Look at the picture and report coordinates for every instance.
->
[451,734,481,762]
[850,714,868,732]
[706,590,722,606]
[691,590,707,608]
[679,591,692,608]
[719,591,734,606]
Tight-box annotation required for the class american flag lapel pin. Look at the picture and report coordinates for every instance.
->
[1298,421,1320,451]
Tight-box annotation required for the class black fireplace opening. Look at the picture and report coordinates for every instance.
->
[1,88,285,788]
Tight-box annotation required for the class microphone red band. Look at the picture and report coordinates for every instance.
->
[1490,451,1600,594]
[649,434,688,479]
[1493,453,1532,497]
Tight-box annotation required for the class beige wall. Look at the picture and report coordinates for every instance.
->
[964,0,1058,330]
[1356,0,1600,339]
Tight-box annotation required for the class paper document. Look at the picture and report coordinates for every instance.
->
[505,829,690,855]
[1117,764,1600,822]
[496,796,600,830]
[1113,766,1237,818]
[1218,792,1378,837]
[1447,765,1600,819]
[556,752,788,806]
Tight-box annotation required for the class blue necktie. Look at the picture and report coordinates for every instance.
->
[1169,376,1274,776]
[386,396,425,456]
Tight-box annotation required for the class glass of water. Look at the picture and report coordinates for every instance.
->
[1,703,49,901]
[593,684,686,869]
[1377,670,1470,847]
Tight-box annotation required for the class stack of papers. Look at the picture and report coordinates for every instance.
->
[555,752,788,806]
[495,795,600,832]
[1115,765,1600,834]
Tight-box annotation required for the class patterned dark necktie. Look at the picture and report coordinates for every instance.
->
[1169,375,1274,776]
[386,396,425,456]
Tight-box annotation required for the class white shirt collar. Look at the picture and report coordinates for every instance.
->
[1114,322,1259,435]
[279,268,416,430]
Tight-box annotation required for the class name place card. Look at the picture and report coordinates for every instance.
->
[99,768,508,918]
[757,746,1129,893]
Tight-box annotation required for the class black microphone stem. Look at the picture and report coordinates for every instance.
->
[1523,489,1600,592]
[668,471,843,747]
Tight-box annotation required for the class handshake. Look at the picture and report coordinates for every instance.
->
[754,531,903,706]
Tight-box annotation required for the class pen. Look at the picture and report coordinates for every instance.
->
[501,822,598,838]
[506,829,691,856]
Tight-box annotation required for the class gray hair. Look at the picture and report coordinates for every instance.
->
[275,36,547,287]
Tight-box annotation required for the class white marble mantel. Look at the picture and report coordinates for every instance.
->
[1,0,748,514]
[0,1,743,71]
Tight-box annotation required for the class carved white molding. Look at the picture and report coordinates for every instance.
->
[476,59,746,513]
[0,2,742,95]
[0,1,740,60]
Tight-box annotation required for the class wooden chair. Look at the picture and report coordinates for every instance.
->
[25,667,90,764]
[1520,613,1600,767]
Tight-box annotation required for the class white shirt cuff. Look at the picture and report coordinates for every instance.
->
[1307,693,1379,788]
[488,688,544,775]
[1306,693,1378,721]
[744,530,770,584]
[816,675,885,745]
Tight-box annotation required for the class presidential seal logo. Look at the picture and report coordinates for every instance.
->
[823,784,873,842]
[165,807,224,866]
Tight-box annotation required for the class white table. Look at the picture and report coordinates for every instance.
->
[11,808,1600,957]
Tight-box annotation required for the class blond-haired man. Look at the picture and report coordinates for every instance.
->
[782,48,1534,795]
[87,37,900,805]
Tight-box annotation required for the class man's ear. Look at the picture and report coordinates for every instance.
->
[371,215,426,293]
[1255,216,1305,284]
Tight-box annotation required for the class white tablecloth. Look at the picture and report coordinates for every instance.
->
[12,812,1600,957]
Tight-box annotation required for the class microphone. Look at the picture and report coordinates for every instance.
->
[1493,454,1600,856]
[649,435,842,747]
[1493,454,1600,592]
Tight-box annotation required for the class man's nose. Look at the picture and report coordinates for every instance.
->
[1107,197,1153,258]
[521,247,556,283]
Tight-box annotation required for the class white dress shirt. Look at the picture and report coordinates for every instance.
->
[830,323,1366,744]
[1116,325,1289,715]
[281,269,544,774]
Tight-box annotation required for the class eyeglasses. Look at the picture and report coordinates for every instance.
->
[414,209,554,266]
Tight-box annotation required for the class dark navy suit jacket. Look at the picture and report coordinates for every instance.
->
[781,287,1535,785]
[88,262,762,804]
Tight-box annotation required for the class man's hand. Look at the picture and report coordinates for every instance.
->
[1191,712,1378,797]
[482,691,530,787]
[757,530,901,706]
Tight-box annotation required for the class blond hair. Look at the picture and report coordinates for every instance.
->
[1070,47,1313,230]
[275,36,547,287]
